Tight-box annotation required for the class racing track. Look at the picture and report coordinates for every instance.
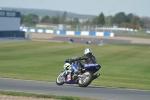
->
[1,35,150,100]
[0,78,150,100]
[32,33,150,44]
[0,38,25,44]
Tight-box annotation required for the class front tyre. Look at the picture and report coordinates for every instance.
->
[78,71,93,87]
[56,72,65,85]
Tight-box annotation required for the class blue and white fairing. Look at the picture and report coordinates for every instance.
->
[84,64,101,73]
[63,61,101,84]
[71,62,79,71]
[68,62,101,74]
[63,62,79,84]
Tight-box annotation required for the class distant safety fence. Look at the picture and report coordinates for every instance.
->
[20,28,114,37]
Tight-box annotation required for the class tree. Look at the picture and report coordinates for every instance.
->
[50,16,58,24]
[50,13,61,24]
[73,18,79,25]
[126,13,134,23]
[21,14,27,24]
[130,15,142,29]
[41,15,50,23]
[141,17,150,29]
[92,17,98,25]
[20,14,39,26]
[60,11,67,24]
[85,19,92,25]
[113,12,128,25]
[105,15,113,26]
[97,12,105,26]
[26,14,39,25]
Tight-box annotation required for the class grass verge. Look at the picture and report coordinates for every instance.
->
[0,91,101,100]
[0,41,150,90]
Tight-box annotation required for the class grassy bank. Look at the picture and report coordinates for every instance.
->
[0,41,150,90]
[0,91,100,100]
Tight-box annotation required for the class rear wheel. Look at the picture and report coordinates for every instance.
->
[56,72,65,85]
[78,71,93,87]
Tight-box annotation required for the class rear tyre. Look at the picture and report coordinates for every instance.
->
[78,71,93,87]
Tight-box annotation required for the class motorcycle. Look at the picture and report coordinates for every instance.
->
[56,59,101,87]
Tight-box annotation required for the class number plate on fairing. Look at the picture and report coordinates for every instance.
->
[84,64,98,67]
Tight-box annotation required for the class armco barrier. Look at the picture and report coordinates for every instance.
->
[0,31,25,38]
[20,28,114,37]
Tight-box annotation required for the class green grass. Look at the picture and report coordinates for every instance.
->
[0,41,150,90]
[0,91,100,100]
[113,30,150,38]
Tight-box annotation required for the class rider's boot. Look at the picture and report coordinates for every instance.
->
[93,73,100,80]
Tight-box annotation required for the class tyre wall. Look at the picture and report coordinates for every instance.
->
[21,28,114,37]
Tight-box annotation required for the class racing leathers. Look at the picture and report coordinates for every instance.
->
[66,53,97,81]
[72,53,97,71]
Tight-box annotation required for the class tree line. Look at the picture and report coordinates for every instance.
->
[21,11,150,30]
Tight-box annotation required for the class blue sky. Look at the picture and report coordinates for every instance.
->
[0,0,150,17]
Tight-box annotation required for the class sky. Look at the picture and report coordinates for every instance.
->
[0,0,150,17]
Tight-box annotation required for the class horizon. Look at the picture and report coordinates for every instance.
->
[0,0,150,17]
[1,7,97,16]
[1,6,149,18]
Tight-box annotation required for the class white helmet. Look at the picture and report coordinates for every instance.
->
[84,48,92,54]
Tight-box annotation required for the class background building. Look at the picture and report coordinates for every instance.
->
[0,9,25,38]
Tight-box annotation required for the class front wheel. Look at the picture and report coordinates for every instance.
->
[56,72,65,85]
[78,71,93,87]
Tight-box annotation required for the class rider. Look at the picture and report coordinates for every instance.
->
[65,48,97,81]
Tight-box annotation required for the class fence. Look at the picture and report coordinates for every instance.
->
[20,28,114,37]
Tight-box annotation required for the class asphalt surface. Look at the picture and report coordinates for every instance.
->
[0,78,150,100]
[0,38,26,44]
[50,36,131,44]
